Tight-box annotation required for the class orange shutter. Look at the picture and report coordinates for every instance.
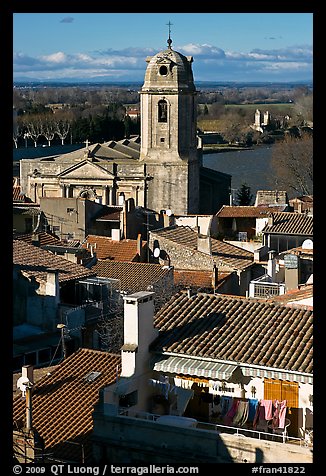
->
[280,381,299,407]
[264,378,282,400]
[264,379,299,407]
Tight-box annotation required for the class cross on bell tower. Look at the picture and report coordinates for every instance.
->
[166,21,173,49]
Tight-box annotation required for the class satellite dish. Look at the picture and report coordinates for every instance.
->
[165,209,172,216]
[17,376,30,397]
[302,239,313,250]
[153,248,161,258]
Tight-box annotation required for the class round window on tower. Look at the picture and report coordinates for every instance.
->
[159,65,168,76]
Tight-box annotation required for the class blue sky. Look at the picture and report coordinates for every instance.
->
[13,13,313,83]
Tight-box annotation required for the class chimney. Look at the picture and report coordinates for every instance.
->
[267,250,276,281]
[121,291,157,378]
[137,233,142,257]
[268,214,274,226]
[197,234,211,255]
[31,233,40,246]
[212,264,218,289]
[111,228,121,241]
[22,365,34,385]
[45,269,59,301]
[298,201,303,213]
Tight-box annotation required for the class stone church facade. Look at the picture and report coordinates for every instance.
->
[20,39,230,215]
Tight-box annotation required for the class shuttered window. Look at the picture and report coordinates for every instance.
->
[264,379,299,407]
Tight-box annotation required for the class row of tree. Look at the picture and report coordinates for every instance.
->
[13,108,140,148]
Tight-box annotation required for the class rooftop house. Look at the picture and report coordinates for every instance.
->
[149,225,263,296]
[92,290,313,464]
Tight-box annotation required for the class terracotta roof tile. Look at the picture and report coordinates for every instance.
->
[263,212,313,236]
[13,239,95,283]
[13,349,121,463]
[216,205,285,218]
[13,232,63,247]
[83,235,146,261]
[174,269,230,289]
[151,226,253,270]
[151,292,313,375]
[92,261,171,292]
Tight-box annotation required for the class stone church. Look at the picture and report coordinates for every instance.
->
[20,37,230,215]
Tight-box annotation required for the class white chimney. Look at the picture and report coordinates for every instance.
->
[197,234,211,255]
[267,250,276,281]
[45,270,59,300]
[112,228,121,241]
[121,291,157,378]
[22,365,34,385]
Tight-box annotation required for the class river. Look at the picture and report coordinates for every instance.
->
[203,144,284,200]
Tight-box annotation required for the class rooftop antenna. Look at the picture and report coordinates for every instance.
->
[166,21,173,49]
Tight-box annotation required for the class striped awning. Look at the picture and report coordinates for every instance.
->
[153,355,238,380]
[241,367,313,384]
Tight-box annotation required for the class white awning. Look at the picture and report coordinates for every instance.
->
[241,366,313,384]
[153,355,238,380]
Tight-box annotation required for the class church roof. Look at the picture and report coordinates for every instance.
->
[37,137,141,164]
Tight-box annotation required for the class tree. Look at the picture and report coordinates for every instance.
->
[271,132,313,196]
[236,183,253,205]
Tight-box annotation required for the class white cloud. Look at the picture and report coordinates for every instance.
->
[13,43,312,82]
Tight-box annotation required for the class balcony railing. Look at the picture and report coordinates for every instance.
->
[118,408,309,447]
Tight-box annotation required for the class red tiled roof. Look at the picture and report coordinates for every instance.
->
[13,239,95,283]
[92,261,171,292]
[13,349,121,463]
[267,284,313,307]
[84,235,146,261]
[151,291,313,375]
[13,232,63,247]
[216,205,285,218]
[13,185,33,203]
[263,212,313,236]
[174,269,230,289]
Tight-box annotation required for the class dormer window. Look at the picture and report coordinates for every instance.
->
[158,99,168,123]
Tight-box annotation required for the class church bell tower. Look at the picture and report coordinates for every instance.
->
[139,27,200,215]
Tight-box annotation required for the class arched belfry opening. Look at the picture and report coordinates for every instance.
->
[158,99,168,123]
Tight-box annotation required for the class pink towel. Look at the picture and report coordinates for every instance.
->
[260,400,274,420]
[273,400,287,429]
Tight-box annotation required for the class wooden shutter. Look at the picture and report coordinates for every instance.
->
[264,378,282,400]
[264,379,299,407]
[280,381,299,407]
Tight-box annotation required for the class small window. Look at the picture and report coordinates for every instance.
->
[160,138,165,143]
[67,207,75,213]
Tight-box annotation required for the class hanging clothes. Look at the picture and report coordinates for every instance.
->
[272,400,287,429]
[232,400,249,427]
[253,399,273,429]
[224,398,240,425]
[220,396,233,417]
[248,399,259,422]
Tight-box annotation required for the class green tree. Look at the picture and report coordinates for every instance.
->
[236,183,253,205]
